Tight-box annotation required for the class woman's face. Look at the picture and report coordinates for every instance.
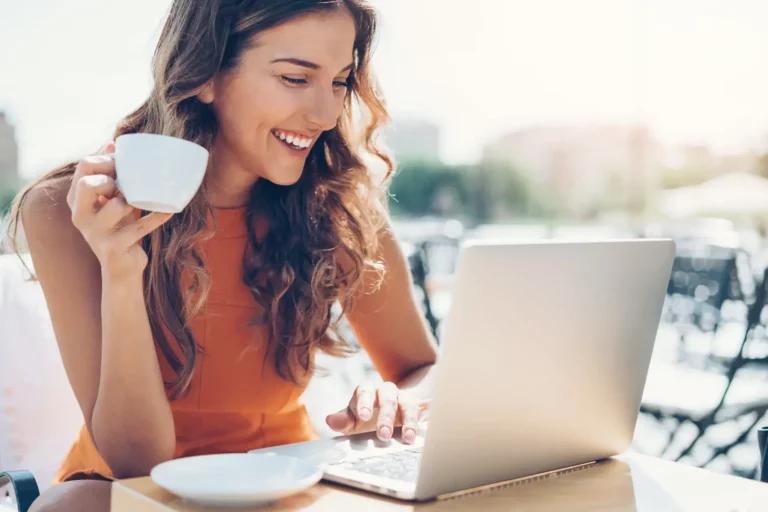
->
[203,10,356,189]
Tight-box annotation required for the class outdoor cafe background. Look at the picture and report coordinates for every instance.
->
[2,0,768,489]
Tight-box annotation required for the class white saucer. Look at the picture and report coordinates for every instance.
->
[150,453,323,508]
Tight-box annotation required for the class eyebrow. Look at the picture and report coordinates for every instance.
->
[270,57,354,73]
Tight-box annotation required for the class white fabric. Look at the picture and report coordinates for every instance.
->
[0,254,83,489]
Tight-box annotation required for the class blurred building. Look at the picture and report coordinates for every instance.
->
[0,112,20,192]
[661,144,760,176]
[482,124,661,216]
[384,119,441,162]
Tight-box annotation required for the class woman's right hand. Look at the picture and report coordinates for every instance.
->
[68,142,173,280]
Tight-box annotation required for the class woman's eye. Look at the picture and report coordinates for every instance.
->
[281,76,308,86]
[333,80,351,90]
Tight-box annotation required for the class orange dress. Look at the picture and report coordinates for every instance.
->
[55,207,319,483]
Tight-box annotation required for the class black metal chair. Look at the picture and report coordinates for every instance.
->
[403,233,461,342]
[759,426,768,482]
[641,263,768,477]
[406,241,441,340]
[663,244,747,370]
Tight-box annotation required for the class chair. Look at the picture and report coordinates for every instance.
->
[0,254,85,511]
[759,426,768,482]
[663,243,747,370]
[406,242,440,340]
[641,263,768,477]
[0,471,38,512]
[404,234,462,342]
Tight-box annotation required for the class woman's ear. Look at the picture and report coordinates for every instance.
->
[197,80,215,104]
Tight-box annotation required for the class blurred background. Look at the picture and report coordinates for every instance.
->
[2,0,768,485]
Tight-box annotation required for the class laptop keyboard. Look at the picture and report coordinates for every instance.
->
[332,448,422,482]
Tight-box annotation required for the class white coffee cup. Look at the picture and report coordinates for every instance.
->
[109,133,209,213]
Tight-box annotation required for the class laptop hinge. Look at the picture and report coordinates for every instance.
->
[435,460,599,501]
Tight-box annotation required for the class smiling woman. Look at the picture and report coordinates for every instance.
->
[199,8,361,191]
[6,1,438,511]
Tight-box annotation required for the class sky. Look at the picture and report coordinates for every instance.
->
[1,0,767,179]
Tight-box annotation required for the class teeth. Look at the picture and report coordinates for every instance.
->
[274,130,311,149]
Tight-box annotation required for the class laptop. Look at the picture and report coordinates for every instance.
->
[252,238,676,501]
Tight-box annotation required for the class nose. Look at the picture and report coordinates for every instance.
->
[304,87,341,132]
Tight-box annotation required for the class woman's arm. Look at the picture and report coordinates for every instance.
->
[326,217,438,443]
[22,154,175,478]
[344,219,439,389]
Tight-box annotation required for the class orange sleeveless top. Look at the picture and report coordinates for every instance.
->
[55,207,319,483]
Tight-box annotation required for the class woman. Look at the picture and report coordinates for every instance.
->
[9,1,438,510]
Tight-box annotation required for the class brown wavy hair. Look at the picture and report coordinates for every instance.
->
[8,0,393,399]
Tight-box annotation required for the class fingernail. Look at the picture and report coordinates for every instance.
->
[359,408,372,421]
[404,430,416,444]
[379,426,392,440]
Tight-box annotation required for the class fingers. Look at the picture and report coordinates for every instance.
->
[326,382,430,445]
[325,408,355,433]
[95,195,134,231]
[71,174,118,229]
[77,154,117,178]
[68,151,117,211]
[376,382,399,442]
[354,383,375,423]
[399,399,421,445]
[325,382,376,434]
[114,212,173,247]
[101,141,116,155]
[326,389,361,434]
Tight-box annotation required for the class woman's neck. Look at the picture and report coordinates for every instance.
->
[205,144,259,208]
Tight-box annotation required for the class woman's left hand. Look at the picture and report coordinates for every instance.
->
[325,382,429,444]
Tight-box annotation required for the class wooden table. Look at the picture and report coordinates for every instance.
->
[111,452,768,511]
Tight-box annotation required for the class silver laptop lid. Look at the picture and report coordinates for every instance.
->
[415,239,675,500]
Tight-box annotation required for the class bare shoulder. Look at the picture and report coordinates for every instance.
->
[20,176,74,240]
[19,175,98,270]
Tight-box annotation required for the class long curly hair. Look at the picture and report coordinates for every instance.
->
[8,0,393,399]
